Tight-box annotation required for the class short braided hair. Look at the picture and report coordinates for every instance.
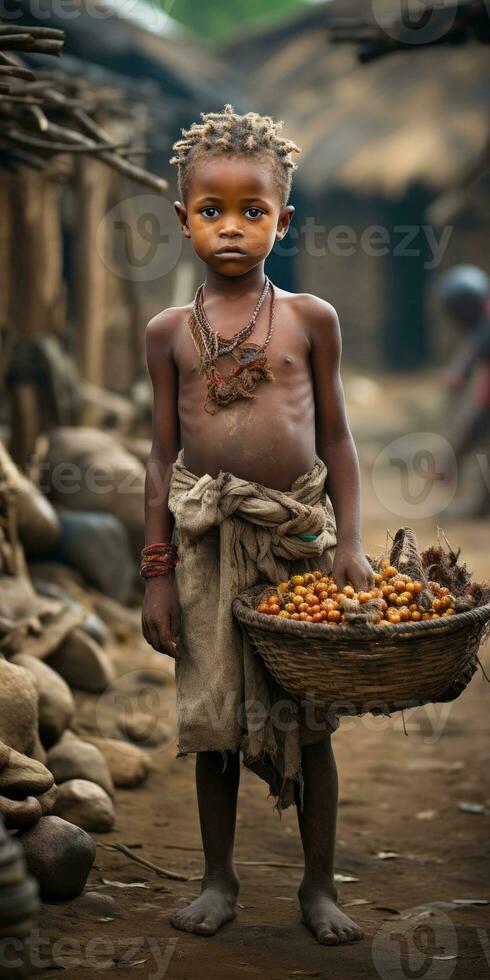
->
[170,103,301,207]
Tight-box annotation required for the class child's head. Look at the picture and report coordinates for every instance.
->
[171,103,300,208]
[436,264,489,329]
[170,104,301,276]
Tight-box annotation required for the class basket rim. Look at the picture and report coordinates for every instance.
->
[232,583,490,639]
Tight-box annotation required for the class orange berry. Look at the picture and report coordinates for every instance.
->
[411,610,421,621]
[285,603,296,614]
[257,603,269,614]
[291,613,300,620]
[384,566,397,578]
[328,609,342,622]
[299,612,309,621]
[343,585,356,598]
[294,585,308,596]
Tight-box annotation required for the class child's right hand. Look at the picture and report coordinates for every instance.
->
[141,576,182,659]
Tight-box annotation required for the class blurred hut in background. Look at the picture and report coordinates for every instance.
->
[221,0,490,373]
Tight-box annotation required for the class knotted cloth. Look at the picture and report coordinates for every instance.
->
[168,449,339,810]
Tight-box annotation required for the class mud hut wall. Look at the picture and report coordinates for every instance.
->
[296,188,386,372]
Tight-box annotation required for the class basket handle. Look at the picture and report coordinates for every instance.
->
[389,526,433,609]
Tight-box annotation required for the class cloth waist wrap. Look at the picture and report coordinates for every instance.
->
[168,448,339,810]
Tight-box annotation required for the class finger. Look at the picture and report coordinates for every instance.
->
[159,632,180,660]
[170,604,182,645]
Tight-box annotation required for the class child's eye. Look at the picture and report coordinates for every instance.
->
[244,207,264,219]
[201,207,219,218]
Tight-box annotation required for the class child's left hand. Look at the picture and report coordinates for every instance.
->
[332,544,375,592]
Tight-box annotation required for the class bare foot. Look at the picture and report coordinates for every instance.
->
[299,886,364,945]
[170,878,239,937]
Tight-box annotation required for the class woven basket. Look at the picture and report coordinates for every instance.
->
[232,527,490,715]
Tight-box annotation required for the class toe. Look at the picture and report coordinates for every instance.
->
[317,929,340,945]
[194,917,218,936]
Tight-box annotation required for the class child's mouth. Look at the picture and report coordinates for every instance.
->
[215,247,247,258]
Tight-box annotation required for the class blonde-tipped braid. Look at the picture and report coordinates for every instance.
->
[170,103,301,206]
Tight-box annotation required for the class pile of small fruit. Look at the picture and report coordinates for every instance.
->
[255,559,458,626]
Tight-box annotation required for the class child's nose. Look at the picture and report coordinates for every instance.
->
[219,220,244,237]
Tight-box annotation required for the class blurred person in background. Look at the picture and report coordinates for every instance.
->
[436,264,490,518]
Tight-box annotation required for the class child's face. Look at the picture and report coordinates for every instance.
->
[174,154,294,277]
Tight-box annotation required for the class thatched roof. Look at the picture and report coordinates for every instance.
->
[221,0,490,198]
[0,22,167,187]
[7,0,239,109]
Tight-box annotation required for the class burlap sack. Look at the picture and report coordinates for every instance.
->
[168,450,339,810]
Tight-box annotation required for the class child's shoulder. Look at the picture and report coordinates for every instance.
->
[279,288,340,339]
[145,304,192,364]
[147,302,192,335]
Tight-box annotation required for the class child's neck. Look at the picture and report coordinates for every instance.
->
[203,262,268,300]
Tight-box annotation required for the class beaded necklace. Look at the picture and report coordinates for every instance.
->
[188,276,276,414]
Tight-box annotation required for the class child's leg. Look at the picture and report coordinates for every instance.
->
[296,736,363,945]
[171,749,240,936]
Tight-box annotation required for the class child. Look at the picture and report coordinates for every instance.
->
[141,104,374,945]
[436,264,490,518]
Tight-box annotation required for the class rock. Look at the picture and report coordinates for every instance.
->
[0,744,54,800]
[47,740,114,798]
[119,712,170,748]
[80,612,108,647]
[53,779,115,833]
[0,794,42,830]
[91,594,141,635]
[31,734,47,766]
[0,442,61,558]
[38,784,58,816]
[48,510,134,603]
[0,659,39,756]
[48,628,115,692]
[75,890,124,918]
[18,815,96,900]
[84,737,150,788]
[43,427,145,559]
[11,654,75,748]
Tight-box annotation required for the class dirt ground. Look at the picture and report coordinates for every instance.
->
[30,377,490,980]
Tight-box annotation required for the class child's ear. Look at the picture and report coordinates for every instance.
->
[276,205,295,241]
[174,200,191,238]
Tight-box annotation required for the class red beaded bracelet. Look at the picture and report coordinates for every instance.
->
[140,542,178,579]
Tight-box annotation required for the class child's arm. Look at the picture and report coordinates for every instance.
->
[305,295,374,591]
[141,310,182,658]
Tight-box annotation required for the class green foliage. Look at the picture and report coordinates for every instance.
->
[160,0,306,42]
